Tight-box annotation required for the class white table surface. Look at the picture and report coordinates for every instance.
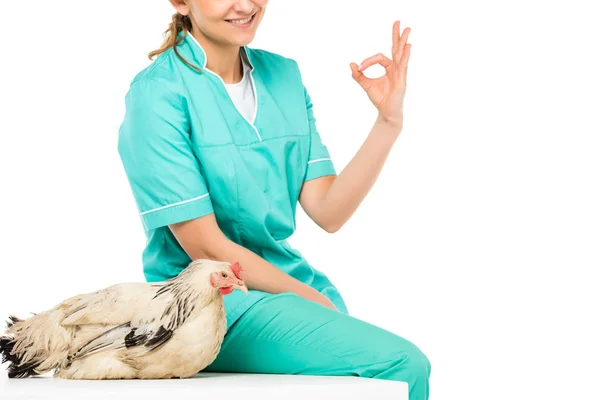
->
[0,372,408,400]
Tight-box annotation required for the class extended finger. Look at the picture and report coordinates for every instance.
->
[402,44,412,74]
[392,21,400,56]
[393,27,411,66]
[395,43,412,84]
[358,53,393,72]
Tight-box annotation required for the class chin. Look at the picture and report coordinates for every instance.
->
[227,30,257,46]
[211,31,254,48]
[235,37,256,47]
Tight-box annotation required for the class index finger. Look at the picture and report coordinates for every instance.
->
[358,53,393,71]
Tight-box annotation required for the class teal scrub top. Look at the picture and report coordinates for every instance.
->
[117,32,348,329]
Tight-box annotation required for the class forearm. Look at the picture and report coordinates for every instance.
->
[170,216,336,309]
[318,116,402,231]
[201,235,335,308]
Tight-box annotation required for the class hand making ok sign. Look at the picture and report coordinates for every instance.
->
[350,20,412,130]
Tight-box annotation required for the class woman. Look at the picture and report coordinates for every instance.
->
[118,1,429,399]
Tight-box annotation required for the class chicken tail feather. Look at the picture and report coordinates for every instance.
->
[0,335,41,378]
[2,310,74,378]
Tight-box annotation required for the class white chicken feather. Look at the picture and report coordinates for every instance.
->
[0,259,247,379]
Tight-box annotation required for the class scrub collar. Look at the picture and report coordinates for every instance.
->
[177,30,256,74]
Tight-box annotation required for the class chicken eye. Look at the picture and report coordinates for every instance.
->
[221,272,228,278]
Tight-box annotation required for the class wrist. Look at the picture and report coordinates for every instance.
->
[375,114,403,134]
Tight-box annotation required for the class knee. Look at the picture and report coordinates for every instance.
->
[401,346,431,380]
[380,344,431,382]
[410,347,431,379]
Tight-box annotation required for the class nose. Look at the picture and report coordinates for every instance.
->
[233,0,255,13]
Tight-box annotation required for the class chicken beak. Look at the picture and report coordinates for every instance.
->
[234,281,248,295]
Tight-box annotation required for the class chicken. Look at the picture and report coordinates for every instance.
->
[0,258,248,379]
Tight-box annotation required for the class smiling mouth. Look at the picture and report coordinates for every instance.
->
[225,12,257,25]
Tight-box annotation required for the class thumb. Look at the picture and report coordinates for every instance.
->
[349,62,364,84]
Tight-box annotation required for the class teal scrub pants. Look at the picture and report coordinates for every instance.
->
[204,292,431,400]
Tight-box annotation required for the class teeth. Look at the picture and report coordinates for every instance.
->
[228,15,253,24]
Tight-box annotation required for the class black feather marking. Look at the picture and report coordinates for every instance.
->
[145,326,173,351]
[68,322,130,363]
[153,281,175,300]
[5,315,21,329]
[1,336,40,379]
[180,297,188,327]
[162,303,173,320]
[124,328,148,348]
[176,297,183,328]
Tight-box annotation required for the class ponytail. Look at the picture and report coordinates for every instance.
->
[148,12,202,73]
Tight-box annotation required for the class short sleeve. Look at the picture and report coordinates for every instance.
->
[117,78,214,231]
[303,85,337,182]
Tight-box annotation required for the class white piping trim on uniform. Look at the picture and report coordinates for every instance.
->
[308,158,332,164]
[248,61,260,127]
[140,193,209,216]
[186,33,262,142]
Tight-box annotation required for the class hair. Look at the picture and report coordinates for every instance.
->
[148,12,203,73]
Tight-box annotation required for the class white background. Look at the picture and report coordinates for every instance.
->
[1,1,599,399]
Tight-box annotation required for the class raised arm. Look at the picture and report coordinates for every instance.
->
[299,117,401,233]
[299,21,412,233]
[168,214,338,310]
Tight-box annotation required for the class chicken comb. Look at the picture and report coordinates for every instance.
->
[230,262,243,280]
